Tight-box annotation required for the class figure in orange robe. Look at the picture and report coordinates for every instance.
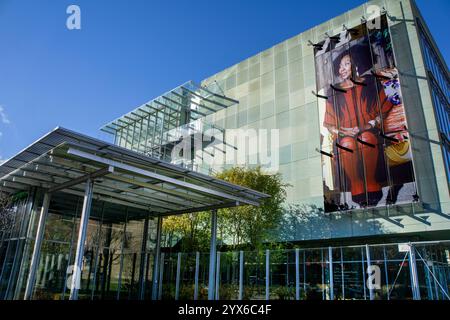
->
[324,54,393,204]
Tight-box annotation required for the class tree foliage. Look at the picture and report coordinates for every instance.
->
[163,212,211,252]
[0,191,14,233]
[0,191,27,233]
[162,166,288,251]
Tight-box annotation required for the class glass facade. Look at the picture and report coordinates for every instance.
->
[143,241,450,301]
[0,193,35,300]
[1,191,449,301]
[0,191,157,300]
[417,20,450,182]
[1,0,449,301]
[99,0,449,242]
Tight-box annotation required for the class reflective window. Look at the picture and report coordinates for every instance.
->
[417,20,450,182]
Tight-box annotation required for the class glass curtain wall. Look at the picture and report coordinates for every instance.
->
[0,191,157,301]
[417,20,450,182]
[2,191,449,301]
[0,191,35,300]
[155,242,450,301]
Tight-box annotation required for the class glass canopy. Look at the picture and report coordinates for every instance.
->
[0,127,268,218]
[99,81,238,170]
[100,80,237,135]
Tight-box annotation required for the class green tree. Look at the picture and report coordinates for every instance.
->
[162,166,288,251]
[216,166,288,249]
[163,211,211,252]
[0,191,27,233]
[0,191,13,233]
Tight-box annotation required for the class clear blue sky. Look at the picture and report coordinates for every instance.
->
[0,0,448,161]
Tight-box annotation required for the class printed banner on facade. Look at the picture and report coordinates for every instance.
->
[314,15,417,212]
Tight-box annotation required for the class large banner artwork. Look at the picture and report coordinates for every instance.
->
[314,15,417,212]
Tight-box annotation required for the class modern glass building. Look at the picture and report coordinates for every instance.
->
[1,0,449,300]
[102,0,449,245]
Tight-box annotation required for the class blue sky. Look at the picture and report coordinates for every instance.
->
[0,0,448,161]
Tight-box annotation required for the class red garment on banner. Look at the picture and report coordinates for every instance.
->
[324,82,392,130]
[323,81,393,197]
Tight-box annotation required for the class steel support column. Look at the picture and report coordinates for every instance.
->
[194,252,200,300]
[116,216,128,300]
[409,244,421,300]
[295,248,300,300]
[69,179,94,300]
[138,216,150,300]
[158,252,164,300]
[208,209,217,300]
[365,244,374,300]
[24,192,51,300]
[151,216,163,300]
[175,252,182,300]
[361,247,367,300]
[328,246,334,300]
[383,246,390,300]
[215,251,220,300]
[265,249,270,300]
[90,202,105,300]
[239,250,244,300]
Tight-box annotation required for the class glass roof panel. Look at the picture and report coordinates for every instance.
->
[100,80,237,135]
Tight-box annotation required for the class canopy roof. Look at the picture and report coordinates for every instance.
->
[0,127,269,219]
[100,80,238,135]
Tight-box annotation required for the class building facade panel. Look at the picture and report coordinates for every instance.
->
[94,0,449,243]
[199,0,449,242]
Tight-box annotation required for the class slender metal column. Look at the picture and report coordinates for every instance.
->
[340,247,345,299]
[42,254,50,287]
[35,256,44,289]
[303,251,306,293]
[215,251,220,300]
[421,248,433,300]
[175,252,182,300]
[49,254,56,283]
[286,254,289,288]
[265,249,270,300]
[138,217,150,300]
[61,205,79,300]
[365,244,374,300]
[328,246,334,300]
[24,192,51,300]
[361,247,367,300]
[194,252,200,300]
[151,216,163,300]
[116,218,128,300]
[144,252,151,298]
[57,254,63,271]
[208,209,217,300]
[383,246,390,300]
[321,250,325,300]
[432,264,439,299]
[90,202,105,300]
[239,251,244,300]
[69,179,94,300]
[295,249,300,300]
[158,252,165,300]
[409,244,421,300]
[424,261,433,300]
